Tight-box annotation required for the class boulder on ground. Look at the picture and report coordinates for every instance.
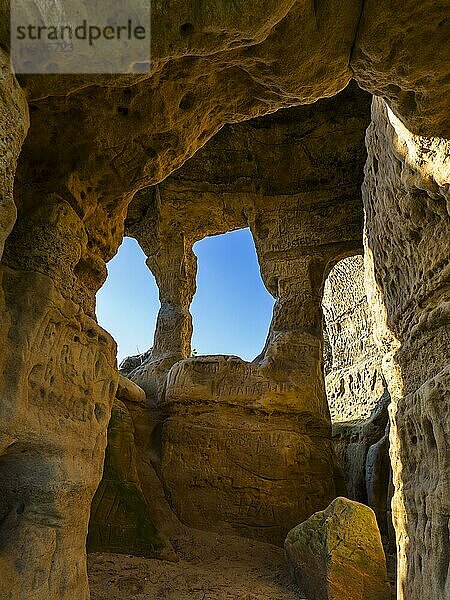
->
[285,496,390,600]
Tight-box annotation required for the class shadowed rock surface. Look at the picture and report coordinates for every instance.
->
[87,397,169,560]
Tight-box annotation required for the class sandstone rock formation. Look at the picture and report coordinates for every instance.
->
[332,393,393,542]
[322,255,393,541]
[351,0,450,137]
[126,83,370,389]
[366,427,394,548]
[119,86,370,543]
[158,356,337,544]
[0,267,118,600]
[363,99,449,600]
[87,395,168,559]
[322,255,387,423]
[0,50,28,257]
[0,0,448,598]
[285,496,391,600]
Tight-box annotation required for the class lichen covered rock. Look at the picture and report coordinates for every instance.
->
[285,496,390,600]
[88,398,168,559]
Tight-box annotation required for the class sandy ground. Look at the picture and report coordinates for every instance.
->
[88,529,305,600]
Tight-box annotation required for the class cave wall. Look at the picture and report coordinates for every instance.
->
[363,98,449,600]
[322,255,388,423]
[0,170,120,598]
[119,88,369,543]
[0,50,28,257]
[0,0,448,597]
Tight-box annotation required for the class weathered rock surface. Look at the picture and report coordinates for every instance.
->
[158,356,337,544]
[366,429,394,548]
[321,255,394,541]
[127,84,370,389]
[88,397,169,559]
[363,98,450,600]
[0,81,120,599]
[116,373,146,406]
[332,392,393,542]
[0,50,28,257]
[120,87,370,544]
[0,0,448,597]
[322,254,394,543]
[390,368,450,600]
[322,255,387,423]
[352,0,450,137]
[285,496,391,600]
[0,268,118,600]
[3,0,365,236]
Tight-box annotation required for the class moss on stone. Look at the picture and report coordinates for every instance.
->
[88,399,166,557]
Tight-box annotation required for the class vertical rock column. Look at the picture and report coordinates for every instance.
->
[147,239,196,361]
[249,193,362,422]
[258,253,329,420]
[125,188,198,400]
[363,98,450,600]
[0,193,119,597]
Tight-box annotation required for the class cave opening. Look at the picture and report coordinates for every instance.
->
[1,1,448,596]
[190,228,275,360]
[96,236,160,365]
[322,254,387,424]
[322,254,395,556]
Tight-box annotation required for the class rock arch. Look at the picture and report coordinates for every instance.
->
[0,3,448,598]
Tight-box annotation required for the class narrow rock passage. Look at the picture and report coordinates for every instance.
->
[88,529,304,600]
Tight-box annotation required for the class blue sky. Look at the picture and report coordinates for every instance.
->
[96,229,275,364]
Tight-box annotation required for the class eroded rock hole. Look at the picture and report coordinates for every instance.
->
[191,228,274,360]
[95,237,159,365]
[322,255,395,565]
[180,22,195,37]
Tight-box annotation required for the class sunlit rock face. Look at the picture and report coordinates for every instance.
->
[0,116,119,597]
[332,393,393,548]
[119,86,370,543]
[0,0,448,598]
[0,269,118,600]
[322,255,387,423]
[159,356,338,544]
[322,255,394,544]
[363,98,450,600]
